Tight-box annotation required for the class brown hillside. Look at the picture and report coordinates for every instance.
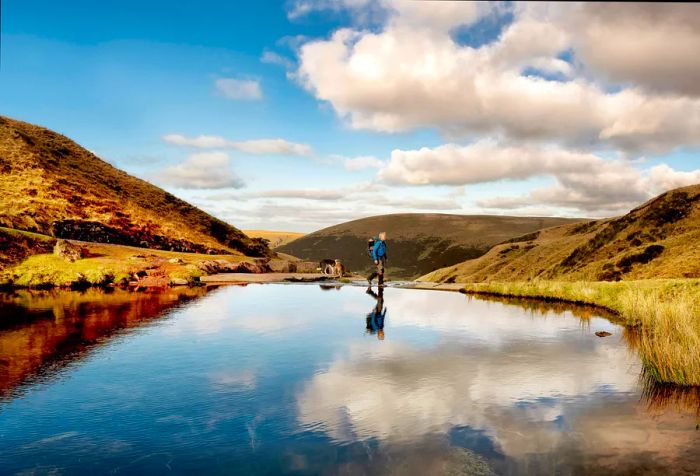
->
[0,116,267,256]
[421,184,700,283]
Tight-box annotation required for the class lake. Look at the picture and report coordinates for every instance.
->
[0,284,698,475]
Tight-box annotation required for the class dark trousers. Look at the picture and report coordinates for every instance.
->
[367,257,386,285]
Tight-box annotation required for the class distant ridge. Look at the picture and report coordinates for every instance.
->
[421,184,700,283]
[243,230,305,248]
[0,116,268,256]
[277,213,582,279]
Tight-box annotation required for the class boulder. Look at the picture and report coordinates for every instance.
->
[295,261,319,273]
[168,257,185,265]
[236,261,268,273]
[214,259,241,272]
[54,239,86,262]
[170,278,189,286]
[196,260,218,274]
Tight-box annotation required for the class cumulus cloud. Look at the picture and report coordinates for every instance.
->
[215,77,262,100]
[157,152,244,189]
[292,1,700,153]
[477,162,700,215]
[378,140,700,215]
[162,134,312,156]
[566,3,700,97]
[379,140,599,186]
[647,164,700,192]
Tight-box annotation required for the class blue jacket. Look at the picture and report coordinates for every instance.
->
[372,239,387,261]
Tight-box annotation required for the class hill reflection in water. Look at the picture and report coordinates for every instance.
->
[0,287,211,399]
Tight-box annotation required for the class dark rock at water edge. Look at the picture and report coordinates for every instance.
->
[50,219,231,254]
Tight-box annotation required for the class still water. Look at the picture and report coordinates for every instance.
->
[0,284,697,475]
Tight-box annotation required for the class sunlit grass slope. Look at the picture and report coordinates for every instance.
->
[0,116,266,256]
[422,184,700,283]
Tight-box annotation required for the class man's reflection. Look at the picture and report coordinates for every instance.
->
[365,287,386,340]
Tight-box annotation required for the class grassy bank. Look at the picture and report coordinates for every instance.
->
[463,280,700,386]
[0,240,250,288]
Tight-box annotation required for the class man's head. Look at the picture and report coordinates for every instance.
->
[378,231,386,241]
[378,329,385,340]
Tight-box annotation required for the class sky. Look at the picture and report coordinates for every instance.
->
[1,1,699,232]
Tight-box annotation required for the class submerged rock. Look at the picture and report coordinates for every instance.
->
[595,331,612,337]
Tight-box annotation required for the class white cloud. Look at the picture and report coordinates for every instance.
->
[157,152,244,189]
[476,161,700,215]
[257,188,346,200]
[162,134,312,156]
[647,164,700,192]
[329,154,384,171]
[260,50,295,69]
[293,1,700,153]
[379,140,598,186]
[215,77,262,100]
[378,140,700,215]
[565,3,700,97]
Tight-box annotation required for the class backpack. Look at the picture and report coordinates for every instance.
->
[367,238,375,258]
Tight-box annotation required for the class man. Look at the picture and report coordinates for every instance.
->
[365,286,386,340]
[367,231,387,287]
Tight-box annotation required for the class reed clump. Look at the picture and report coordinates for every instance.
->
[463,279,700,386]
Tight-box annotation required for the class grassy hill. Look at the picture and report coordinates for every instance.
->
[421,184,700,283]
[243,230,305,248]
[277,213,581,279]
[0,116,268,257]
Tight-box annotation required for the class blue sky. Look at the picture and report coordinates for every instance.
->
[2,1,699,231]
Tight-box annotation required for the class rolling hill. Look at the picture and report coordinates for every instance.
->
[421,184,700,283]
[0,116,268,257]
[243,230,305,248]
[276,214,582,279]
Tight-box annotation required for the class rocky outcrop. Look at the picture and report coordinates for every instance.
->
[295,261,319,273]
[268,260,297,273]
[196,259,270,274]
[50,219,230,254]
[53,239,85,262]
